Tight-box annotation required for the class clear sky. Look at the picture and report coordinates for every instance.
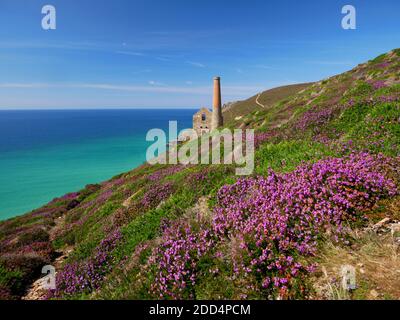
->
[0,0,399,109]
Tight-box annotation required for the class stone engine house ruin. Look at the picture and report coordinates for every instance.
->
[193,77,223,136]
[193,107,212,135]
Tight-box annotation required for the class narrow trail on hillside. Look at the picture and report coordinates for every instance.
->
[22,215,73,300]
[255,93,266,108]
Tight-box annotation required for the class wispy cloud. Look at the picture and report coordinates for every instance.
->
[148,80,166,86]
[254,65,276,70]
[79,83,264,95]
[155,56,171,62]
[0,40,105,51]
[0,83,50,88]
[115,50,145,56]
[185,61,206,68]
[0,82,265,96]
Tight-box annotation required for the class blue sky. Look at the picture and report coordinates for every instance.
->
[0,0,399,109]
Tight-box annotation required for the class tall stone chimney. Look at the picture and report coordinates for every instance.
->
[211,76,223,130]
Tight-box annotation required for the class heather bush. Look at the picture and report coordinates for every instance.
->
[214,153,397,297]
[110,207,131,229]
[254,132,276,148]
[0,253,49,298]
[146,153,398,299]
[120,189,201,259]
[147,165,185,181]
[0,285,14,300]
[147,220,215,299]
[0,263,24,299]
[18,241,54,260]
[77,184,101,201]
[296,105,341,132]
[346,82,373,97]
[329,100,400,156]
[54,191,119,251]
[18,228,50,246]
[50,229,122,298]
[185,165,236,197]
[140,182,175,210]
[0,203,69,299]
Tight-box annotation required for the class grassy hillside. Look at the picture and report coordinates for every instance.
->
[222,83,312,126]
[0,49,399,300]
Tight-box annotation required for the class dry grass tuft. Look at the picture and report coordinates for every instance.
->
[312,230,400,300]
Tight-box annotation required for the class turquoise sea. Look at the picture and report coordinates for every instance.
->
[0,109,193,220]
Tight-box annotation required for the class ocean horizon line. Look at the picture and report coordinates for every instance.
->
[0,107,200,111]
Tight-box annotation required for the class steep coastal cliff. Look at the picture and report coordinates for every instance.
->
[1,49,400,300]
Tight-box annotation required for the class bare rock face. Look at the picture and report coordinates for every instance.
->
[373,218,391,230]
[22,277,49,300]
[22,248,72,300]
